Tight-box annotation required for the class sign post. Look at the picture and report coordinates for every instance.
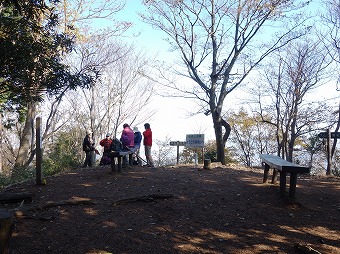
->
[318,132,340,139]
[186,134,205,166]
[185,134,205,148]
[170,141,186,165]
[318,130,339,175]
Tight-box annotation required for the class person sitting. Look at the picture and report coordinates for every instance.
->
[99,133,112,165]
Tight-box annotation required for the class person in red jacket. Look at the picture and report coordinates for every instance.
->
[99,133,113,153]
[99,133,112,165]
[143,123,154,167]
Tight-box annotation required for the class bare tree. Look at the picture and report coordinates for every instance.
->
[141,0,310,164]
[154,137,176,166]
[322,0,340,65]
[57,0,130,40]
[67,40,156,149]
[255,38,333,163]
[321,1,340,160]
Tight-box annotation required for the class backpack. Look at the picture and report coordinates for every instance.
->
[110,138,122,152]
[134,132,142,146]
[100,155,111,165]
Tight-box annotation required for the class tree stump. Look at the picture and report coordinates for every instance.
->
[203,159,211,169]
[0,209,14,254]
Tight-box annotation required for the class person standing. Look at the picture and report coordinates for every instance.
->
[133,127,142,165]
[82,130,95,167]
[143,123,154,167]
[121,123,134,167]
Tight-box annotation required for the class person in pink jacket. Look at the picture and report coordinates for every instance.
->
[121,123,134,149]
[121,123,134,167]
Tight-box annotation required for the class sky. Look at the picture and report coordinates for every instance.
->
[114,1,219,143]
[111,0,338,146]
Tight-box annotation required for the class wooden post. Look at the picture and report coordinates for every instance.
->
[194,150,198,167]
[326,129,331,175]
[203,159,211,169]
[0,209,14,254]
[176,143,180,165]
[90,151,95,166]
[36,117,42,185]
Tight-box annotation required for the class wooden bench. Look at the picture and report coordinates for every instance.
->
[109,150,134,172]
[260,154,310,199]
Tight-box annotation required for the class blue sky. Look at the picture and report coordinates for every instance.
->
[107,0,338,144]
[113,1,217,142]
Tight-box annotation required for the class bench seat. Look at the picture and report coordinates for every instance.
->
[260,154,310,199]
[108,150,134,172]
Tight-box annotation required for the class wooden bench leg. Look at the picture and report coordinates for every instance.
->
[128,153,133,166]
[279,171,287,197]
[111,157,116,172]
[289,172,298,199]
[263,163,270,183]
[117,156,122,172]
[271,169,278,184]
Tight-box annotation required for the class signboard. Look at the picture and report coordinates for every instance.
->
[318,132,340,139]
[186,134,205,148]
[170,141,186,146]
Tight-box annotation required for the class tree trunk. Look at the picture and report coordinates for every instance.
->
[331,102,340,158]
[14,102,37,169]
[212,113,231,165]
[0,114,3,173]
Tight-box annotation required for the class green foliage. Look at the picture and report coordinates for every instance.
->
[10,166,35,183]
[0,174,12,190]
[204,140,217,162]
[180,140,235,164]
[44,131,82,175]
[0,1,94,108]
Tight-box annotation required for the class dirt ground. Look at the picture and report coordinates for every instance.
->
[1,164,340,254]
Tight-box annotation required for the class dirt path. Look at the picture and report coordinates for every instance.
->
[1,165,339,254]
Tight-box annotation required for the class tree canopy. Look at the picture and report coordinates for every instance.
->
[141,0,310,164]
[0,0,93,108]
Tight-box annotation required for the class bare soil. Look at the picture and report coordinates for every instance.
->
[1,164,340,254]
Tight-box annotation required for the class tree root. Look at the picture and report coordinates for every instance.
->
[13,198,97,219]
[13,194,174,219]
[112,194,174,206]
[294,243,322,254]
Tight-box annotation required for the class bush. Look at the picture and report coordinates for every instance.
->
[43,131,82,175]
